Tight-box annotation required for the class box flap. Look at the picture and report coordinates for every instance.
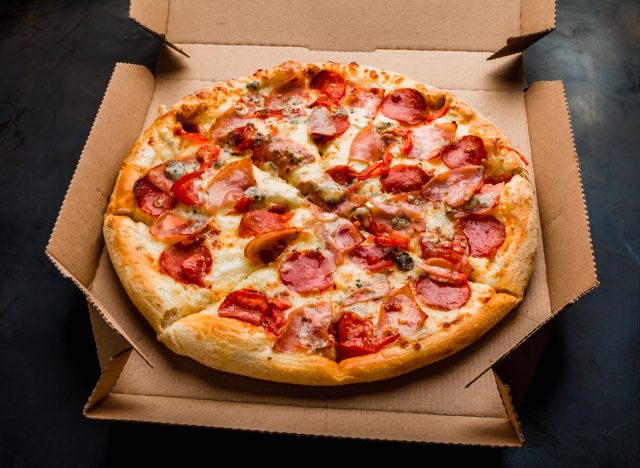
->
[130,0,554,55]
[46,63,157,363]
[525,81,598,312]
[84,349,132,413]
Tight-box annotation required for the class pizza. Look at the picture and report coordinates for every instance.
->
[104,61,538,385]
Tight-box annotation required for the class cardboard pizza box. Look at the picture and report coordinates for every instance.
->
[46,0,598,446]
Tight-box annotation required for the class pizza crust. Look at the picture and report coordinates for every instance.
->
[104,60,539,385]
[159,291,518,385]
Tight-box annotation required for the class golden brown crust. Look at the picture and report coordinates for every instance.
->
[159,291,518,385]
[104,60,538,385]
[103,214,214,332]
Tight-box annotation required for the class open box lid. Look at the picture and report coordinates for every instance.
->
[45,0,598,445]
[129,0,556,59]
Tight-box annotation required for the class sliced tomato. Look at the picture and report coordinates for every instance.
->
[171,169,204,206]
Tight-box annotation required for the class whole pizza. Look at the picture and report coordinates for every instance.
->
[104,61,538,385]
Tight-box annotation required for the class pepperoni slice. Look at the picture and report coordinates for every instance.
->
[218,289,269,325]
[252,136,315,178]
[326,165,359,186]
[350,244,395,271]
[159,242,212,286]
[146,162,180,194]
[415,275,470,310]
[380,164,431,193]
[377,285,426,336]
[204,158,256,209]
[149,212,208,242]
[238,210,293,238]
[134,177,176,217]
[331,108,350,137]
[422,165,484,207]
[343,86,384,118]
[380,88,428,125]
[273,301,335,356]
[441,136,488,169]
[349,123,385,162]
[459,215,506,258]
[279,250,334,294]
[460,182,504,215]
[408,123,457,160]
[310,70,346,105]
[342,275,390,306]
[244,228,300,264]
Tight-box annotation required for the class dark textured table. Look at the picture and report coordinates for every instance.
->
[1,1,638,465]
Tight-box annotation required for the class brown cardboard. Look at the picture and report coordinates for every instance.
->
[130,0,554,56]
[47,0,598,446]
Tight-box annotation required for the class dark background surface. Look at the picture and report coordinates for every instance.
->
[1,0,638,466]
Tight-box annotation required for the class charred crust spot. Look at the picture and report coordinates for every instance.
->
[399,338,410,348]
[413,342,422,351]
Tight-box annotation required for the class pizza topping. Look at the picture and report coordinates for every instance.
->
[310,70,346,105]
[268,77,311,108]
[459,215,506,258]
[238,209,293,238]
[204,158,257,209]
[343,86,384,118]
[134,177,176,216]
[218,288,290,335]
[171,170,204,206]
[367,196,424,233]
[273,301,335,356]
[159,241,212,286]
[415,274,471,310]
[308,106,337,137]
[326,165,359,186]
[280,250,334,294]
[393,250,414,271]
[407,123,457,160]
[420,230,469,266]
[356,151,393,180]
[332,220,365,252]
[342,274,390,306]
[459,182,503,215]
[349,123,385,162]
[377,285,426,336]
[224,124,267,153]
[218,288,269,325]
[253,135,316,177]
[441,135,488,168]
[419,258,467,285]
[380,164,431,193]
[244,228,301,264]
[380,88,429,126]
[422,165,484,207]
[350,244,396,271]
[335,312,398,361]
[149,212,208,242]
[176,127,209,146]
[146,158,200,194]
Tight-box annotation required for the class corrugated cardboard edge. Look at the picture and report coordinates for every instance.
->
[84,349,132,413]
[85,392,522,447]
[46,63,156,367]
[129,0,189,57]
[494,371,525,444]
[488,0,556,60]
[467,80,599,386]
